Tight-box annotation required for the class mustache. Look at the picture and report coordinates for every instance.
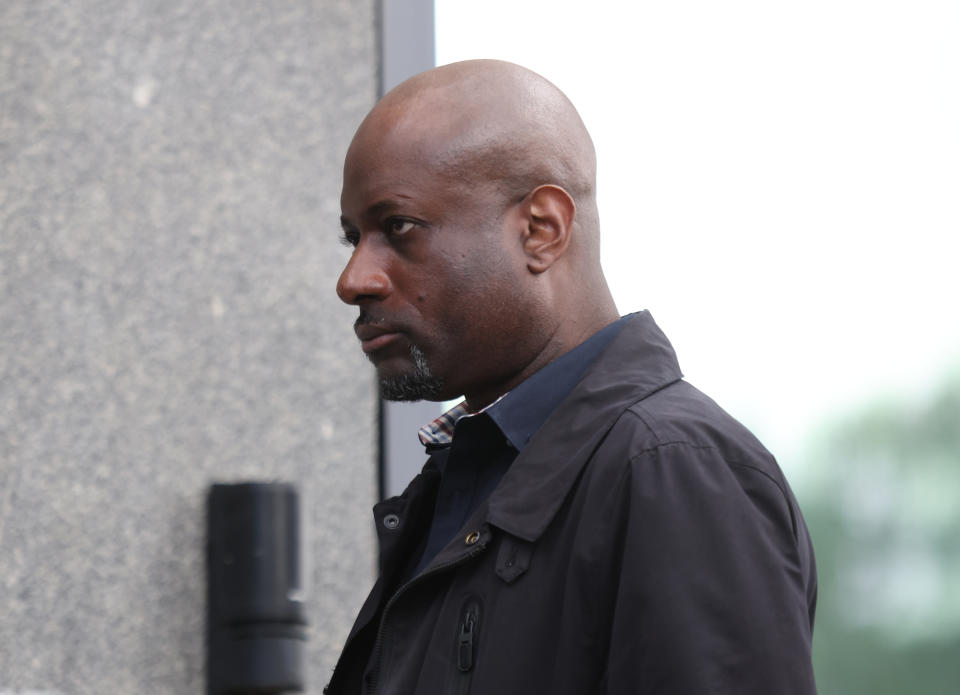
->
[355,310,403,331]
[354,310,380,329]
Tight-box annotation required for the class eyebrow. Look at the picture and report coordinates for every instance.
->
[341,196,414,230]
[366,197,411,217]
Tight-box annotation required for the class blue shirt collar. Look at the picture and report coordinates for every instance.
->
[487,316,628,451]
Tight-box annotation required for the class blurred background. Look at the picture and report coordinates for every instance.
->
[2,1,958,693]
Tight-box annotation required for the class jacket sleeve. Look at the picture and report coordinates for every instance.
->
[603,441,817,694]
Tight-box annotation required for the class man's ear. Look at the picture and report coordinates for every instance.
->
[521,184,576,274]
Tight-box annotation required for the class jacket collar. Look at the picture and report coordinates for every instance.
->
[484,310,683,542]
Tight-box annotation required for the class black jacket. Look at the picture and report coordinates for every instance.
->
[327,311,818,694]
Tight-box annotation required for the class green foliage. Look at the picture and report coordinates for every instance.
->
[802,372,960,694]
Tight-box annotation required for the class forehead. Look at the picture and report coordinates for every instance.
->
[341,115,474,218]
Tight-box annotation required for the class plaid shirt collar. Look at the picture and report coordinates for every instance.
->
[417,401,469,447]
[417,396,504,447]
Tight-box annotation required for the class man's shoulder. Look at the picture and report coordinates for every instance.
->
[590,378,786,487]
[575,379,806,543]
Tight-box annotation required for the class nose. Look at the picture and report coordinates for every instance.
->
[336,241,392,305]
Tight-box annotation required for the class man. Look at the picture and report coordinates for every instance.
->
[328,59,817,694]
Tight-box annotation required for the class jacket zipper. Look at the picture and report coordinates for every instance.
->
[366,540,488,695]
[454,595,483,695]
[457,599,481,673]
[450,597,483,695]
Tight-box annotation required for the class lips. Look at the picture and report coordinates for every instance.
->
[354,322,404,354]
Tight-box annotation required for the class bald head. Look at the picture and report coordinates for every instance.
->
[350,60,601,260]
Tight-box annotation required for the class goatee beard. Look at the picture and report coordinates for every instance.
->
[379,344,444,401]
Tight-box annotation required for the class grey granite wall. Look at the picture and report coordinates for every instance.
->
[0,1,378,693]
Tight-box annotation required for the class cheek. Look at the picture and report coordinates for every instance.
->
[445,258,525,337]
[414,223,527,342]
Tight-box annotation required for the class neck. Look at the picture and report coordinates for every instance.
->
[463,300,619,412]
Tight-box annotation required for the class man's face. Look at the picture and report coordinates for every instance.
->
[336,120,531,404]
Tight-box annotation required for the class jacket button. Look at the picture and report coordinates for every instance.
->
[465,530,480,545]
[383,513,400,530]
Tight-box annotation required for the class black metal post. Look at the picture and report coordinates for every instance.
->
[206,482,307,694]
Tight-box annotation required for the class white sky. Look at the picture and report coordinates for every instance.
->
[436,0,960,477]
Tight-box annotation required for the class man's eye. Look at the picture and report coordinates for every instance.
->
[387,219,416,237]
[339,230,360,247]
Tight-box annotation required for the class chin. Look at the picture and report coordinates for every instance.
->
[376,344,445,401]
[379,375,444,402]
